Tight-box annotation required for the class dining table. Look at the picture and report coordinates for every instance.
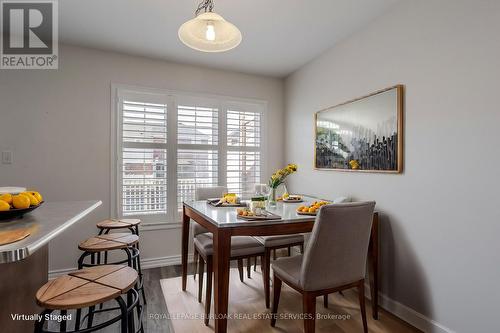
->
[181,195,379,333]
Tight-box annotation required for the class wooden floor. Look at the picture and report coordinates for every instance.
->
[46,258,421,333]
[161,265,420,333]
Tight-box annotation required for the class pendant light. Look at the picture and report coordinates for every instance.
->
[178,0,242,53]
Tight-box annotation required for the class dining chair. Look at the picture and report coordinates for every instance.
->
[257,196,350,308]
[254,234,304,308]
[270,201,376,333]
[192,186,227,280]
[194,233,265,326]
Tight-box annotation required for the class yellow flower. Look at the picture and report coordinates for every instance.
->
[269,163,297,185]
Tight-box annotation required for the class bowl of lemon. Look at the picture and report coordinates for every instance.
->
[0,188,44,221]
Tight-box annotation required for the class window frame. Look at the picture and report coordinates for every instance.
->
[111,84,268,227]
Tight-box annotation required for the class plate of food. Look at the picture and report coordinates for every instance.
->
[282,194,303,203]
[236,208,281,221]
[207,193,247,207]
[296,200,330,216]
[0,190,44,221]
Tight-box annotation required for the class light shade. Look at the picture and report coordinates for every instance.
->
[178,12,242,53]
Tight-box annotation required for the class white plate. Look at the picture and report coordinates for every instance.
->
[0,187,26,194]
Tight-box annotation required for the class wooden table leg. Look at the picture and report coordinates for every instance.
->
[181,206,190,291]
[368,212,379,319]
[213,228,231,333]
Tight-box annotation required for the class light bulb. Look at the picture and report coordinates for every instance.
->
[205,22,216,41]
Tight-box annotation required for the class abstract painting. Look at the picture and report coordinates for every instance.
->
[315,85,403,173]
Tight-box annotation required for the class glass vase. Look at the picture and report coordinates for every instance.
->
[268,187,277,207]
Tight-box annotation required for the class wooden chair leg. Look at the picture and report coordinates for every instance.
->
[247,257,251,278]
[300,243,304,254]
[260,255,265,284]
[254,256,257,271]
[198,256,205,303]
[193,248,199,280]
[273,249,277,260]
[358,281,368,333]
[205,256,213,326]
[323,294,328,308]
[264,248,272,308]
[237,259,244,282]
[303,292,316,333]
[287,246,291,256]
[270,274,282,327]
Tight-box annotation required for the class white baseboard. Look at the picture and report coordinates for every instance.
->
[49,255,455,333]
[364,283,456,333]
[48,267,78,279]
[140,254,193,270]
[48,254,193,279]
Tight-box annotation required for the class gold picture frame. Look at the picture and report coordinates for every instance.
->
[314,84,404,173]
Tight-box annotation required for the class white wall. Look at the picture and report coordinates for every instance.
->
[0,44,285,272]
[284,1,500,332]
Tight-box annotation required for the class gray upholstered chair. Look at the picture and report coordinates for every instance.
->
[270,201,376,333]
[254,234,304,308]
[192,186,265,325]
[192,186,227,280]
[257,196,351,308]
[195,234,265,326]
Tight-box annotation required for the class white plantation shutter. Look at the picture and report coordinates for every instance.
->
[177,101,220,209]
[226,107,262,197]
[120,97,168,217]
[114,87,265,223]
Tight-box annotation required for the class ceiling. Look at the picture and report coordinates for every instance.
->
[59,0,401,78]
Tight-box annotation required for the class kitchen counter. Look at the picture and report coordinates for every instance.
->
[0,200,102,263]
[0,200,102,331]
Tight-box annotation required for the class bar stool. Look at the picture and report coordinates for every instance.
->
[97,218,141,236]
[34,265,142,333]
[77,233,146,306]
[95,219,146,305]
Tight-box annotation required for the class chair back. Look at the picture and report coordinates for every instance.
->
[195,186,228,201]
[192,186,228,236]
[299,201,375,291]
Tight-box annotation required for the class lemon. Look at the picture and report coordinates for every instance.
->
[0,200,10,211]
[21,192,40,206]
[12,194,30,209]
[27,190,43,202]
[0,193,13,205]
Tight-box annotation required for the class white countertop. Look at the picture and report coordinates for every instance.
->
[0,200,102,263]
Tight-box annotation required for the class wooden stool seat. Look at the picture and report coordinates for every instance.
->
[96,219,141,230]
[35,265,137,310]
[78,233,139,252]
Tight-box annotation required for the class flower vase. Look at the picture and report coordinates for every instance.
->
[268,187,277,207]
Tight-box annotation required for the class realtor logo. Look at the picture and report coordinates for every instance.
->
[1,0,58,69]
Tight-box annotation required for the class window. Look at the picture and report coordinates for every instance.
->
[121,99,168,217]
[114,87,266,223]
[177,100,219,209]
[226,108,262,197]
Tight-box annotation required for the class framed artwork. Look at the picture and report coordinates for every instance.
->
[314,85,404,173]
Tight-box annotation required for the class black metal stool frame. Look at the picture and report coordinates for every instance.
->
[76,247,145,331]
[78,247,144,295]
